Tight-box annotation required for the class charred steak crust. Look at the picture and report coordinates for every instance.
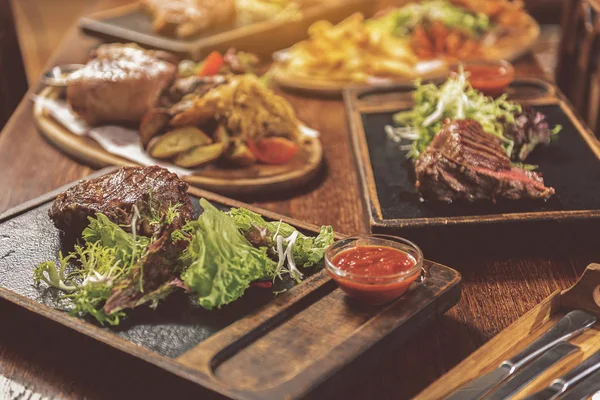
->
[415,119,555,202]
[49,166,193,235]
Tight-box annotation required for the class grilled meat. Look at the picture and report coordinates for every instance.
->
[49,166,193,236]
[67,44,177,125]
[415,119,555,202]
[141,0,236,39]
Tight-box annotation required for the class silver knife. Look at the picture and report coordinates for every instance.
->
[446,310,596,400]
[524,350,600,400]
[558,368,600,400]
[485,342,579,400]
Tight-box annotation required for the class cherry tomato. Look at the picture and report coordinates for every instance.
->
[247,137,299,165]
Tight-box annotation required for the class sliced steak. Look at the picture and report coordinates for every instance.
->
[49,166,193,236]
[415,119,555,202]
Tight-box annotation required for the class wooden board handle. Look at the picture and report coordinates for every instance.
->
[560,263,600,317]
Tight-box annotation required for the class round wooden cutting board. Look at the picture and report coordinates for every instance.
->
[33,87,323,195]
[273,14,540,97]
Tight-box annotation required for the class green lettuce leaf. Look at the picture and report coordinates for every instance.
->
[228,207,334,267]
[181,199,276,310]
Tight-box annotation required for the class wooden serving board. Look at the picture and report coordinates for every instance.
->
[33,86,323,196]
[0,168,461,400]
[418,263,600,399]
[272,14,540,97]
[343,78,600,235]
[78,0,376,60]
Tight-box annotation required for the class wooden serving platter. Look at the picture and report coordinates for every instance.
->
[272,14,539,97]
[78,0,376,60]
[33,86,323,196]
[343,78,600,234]
[0,168,461,400]
[418,263,600,399]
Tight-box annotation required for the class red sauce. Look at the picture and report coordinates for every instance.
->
[329,245,420,305]
[454,62,514,97]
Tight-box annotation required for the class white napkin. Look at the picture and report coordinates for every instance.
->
[32,95,318,176]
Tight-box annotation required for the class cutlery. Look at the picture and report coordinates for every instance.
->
[485,342,579,400]
[558,368,600,400]
[41,64,83,87]
[524,350,600,400]
[446,310,596,400]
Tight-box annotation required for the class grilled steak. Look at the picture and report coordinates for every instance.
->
[415,119,555,202]
[49,166,193,236]
[67,44,176,125]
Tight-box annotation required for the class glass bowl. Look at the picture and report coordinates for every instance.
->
[450,59,515,97]
[324,235,424,305]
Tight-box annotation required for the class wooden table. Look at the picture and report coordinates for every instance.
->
[2,10,599,400]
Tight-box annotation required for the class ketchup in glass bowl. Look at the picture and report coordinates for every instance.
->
[325,235,423,305]
[451,60,515,97]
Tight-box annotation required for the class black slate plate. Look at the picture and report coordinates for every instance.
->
[344,79,600,231]
[0,170,461,400]
[0,174,315,359]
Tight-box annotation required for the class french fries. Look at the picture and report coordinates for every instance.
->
[282,13,418,83]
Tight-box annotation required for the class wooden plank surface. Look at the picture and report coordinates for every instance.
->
[1,1,599,399]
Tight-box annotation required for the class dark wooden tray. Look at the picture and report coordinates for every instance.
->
[344,78,600,233]
[0,168,461,400]
[78,0,375,60]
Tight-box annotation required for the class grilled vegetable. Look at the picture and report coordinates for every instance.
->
[247,137,299,165]
[223,141,257,167]
[173,142,226,168]
[169,98,217,127]
[149,127,213,159]
[214,124,230,144]
[197,51,224,76]
[139,108,170,149]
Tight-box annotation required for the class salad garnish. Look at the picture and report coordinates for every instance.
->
[386,69,561,162]
[34,198,334,324]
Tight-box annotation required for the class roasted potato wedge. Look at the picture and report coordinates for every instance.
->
[149,127,213,159]
[174,142,226,168]
[169,98,216,127]
[139,108,170,149]
[213,124,230,144]
[222,142,257,167]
